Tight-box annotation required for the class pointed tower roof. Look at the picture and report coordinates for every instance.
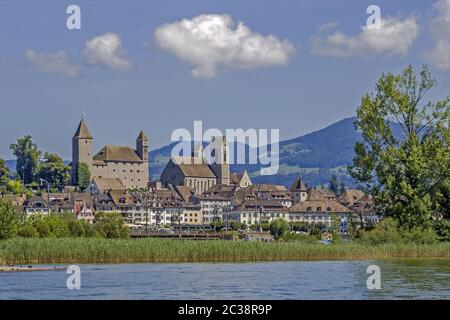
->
[289,176,307,192]
[137,130,148,141]
[73,119,93,139]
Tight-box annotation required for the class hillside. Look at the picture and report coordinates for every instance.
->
[149,117,363,187]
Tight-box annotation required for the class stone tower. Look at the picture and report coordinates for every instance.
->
[72,119,93,185]
[210,136,230,185]
[136,130,149,184]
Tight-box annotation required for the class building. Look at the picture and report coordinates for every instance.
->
[160,137,230,194]
[71,119,149,190]
[229,170,252,189]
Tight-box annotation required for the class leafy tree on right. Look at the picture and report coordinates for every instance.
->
[349,65,449,238]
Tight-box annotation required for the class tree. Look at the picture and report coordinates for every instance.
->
[349,65,449,231]
[329,175,339,195]
[6,180,24,195]
[37,152,70,189]
[94,212,129,239]
[0,199,18,239]
[76,162,91,190]
[268,219,289,240]
[0,158,10,186]
[9,135,41,184]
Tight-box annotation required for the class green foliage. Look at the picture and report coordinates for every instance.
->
[6,180,24,194]
[349,65,450,231]
[76,162,91,190]
[359,217,438,245]
[210,221,225,232]
[281,232,317,243]
[9,135,41,184]
[0,158,10,186]
[0,199,18,239]
[229,221,246,231]
[309,227,323,239]
[17,224,38,238]
[94,212,129,239]
[37,153,70,189]
[329,175,339,195]
[268,219,290,240]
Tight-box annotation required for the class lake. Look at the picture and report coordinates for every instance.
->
[0,259,449,299]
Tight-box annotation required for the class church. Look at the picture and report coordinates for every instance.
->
[71,119,149,190]
[160,136,231,194]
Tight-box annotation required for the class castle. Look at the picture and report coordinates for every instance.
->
[71,119,149,190]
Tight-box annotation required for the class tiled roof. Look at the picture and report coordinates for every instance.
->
[93,145,142,162]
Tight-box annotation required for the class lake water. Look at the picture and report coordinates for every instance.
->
[1,259,449,299]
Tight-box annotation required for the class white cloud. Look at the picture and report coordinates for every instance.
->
[25,49,79,76]
[312,16,419,58]
[83,32,132,70]
[426,0,450,71]
[154,14,295,78]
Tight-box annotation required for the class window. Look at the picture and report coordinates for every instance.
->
[317,207,322,211]
[307,207,312,211]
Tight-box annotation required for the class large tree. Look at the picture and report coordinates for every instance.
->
[37,152,70,189]
[9,135,41,184]
[349,65,449,230]
[0,199,18,239]
[75,162,91,190]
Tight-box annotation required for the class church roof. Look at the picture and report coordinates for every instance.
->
[171,157,216,178]
[137,130,148,141]
[73,119,93,139]
[93,145,143,162]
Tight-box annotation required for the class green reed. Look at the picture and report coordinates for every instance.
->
[0,238,449,264]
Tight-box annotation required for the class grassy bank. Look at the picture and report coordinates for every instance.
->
[1,238,449,264]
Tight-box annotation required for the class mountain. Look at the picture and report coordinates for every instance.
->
[148,117,363,188]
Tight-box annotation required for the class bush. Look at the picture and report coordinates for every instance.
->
[94,212,129,239]
[17,224,38,238]
[359,217,439,245]
[269,219,290,240]
[35,220,52,238]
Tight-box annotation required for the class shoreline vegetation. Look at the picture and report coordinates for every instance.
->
[0,238,449,264]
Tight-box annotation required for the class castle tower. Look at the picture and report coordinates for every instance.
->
[136,130,149,185]
[210,136,230,185]
[72,119,93,185]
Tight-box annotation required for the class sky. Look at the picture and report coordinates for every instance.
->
[1,0,449,160]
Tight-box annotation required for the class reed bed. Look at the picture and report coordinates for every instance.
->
[0,238,449,265]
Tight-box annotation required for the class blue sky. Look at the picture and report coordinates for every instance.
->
[1,0,449,160]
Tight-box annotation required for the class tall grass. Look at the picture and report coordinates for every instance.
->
[0,238,449,264]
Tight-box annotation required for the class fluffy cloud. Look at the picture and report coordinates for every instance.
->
[25,49,79,76]
[83,33,132,70]
[312,16,419,58]
[426,0,450,71]
[154,14,295,78]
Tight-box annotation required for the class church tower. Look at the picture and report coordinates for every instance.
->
[210,136,230,185]
[72,119,93,185]
[136,130,149,184]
